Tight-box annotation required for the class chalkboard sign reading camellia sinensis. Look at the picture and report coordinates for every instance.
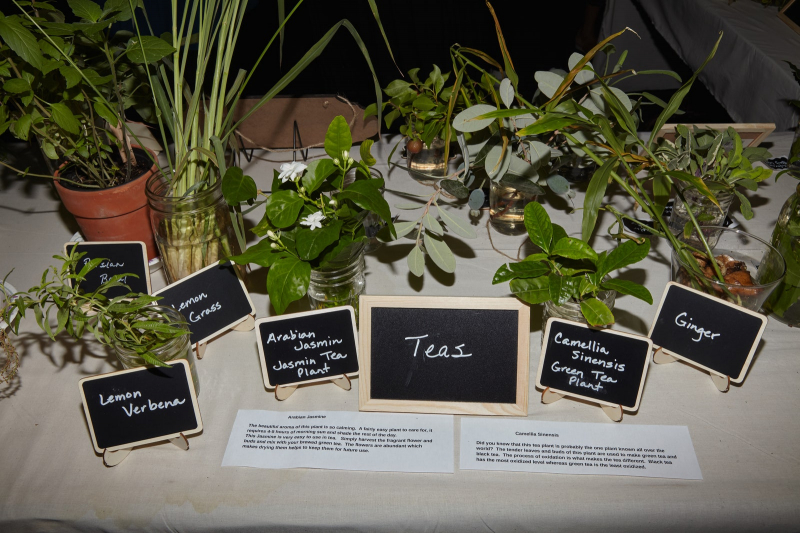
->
[79,360,202,453]
[358,296,530,416]
[537,318,652,411]
[648,282,767,383]
[153,262,255,346]
[65,242,150,298]
[255,306,360,388]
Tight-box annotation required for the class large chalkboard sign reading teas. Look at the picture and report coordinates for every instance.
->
[537,318,652,411]
[65,241,151,298]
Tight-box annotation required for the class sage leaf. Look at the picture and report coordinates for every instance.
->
[423,232,456,273]
[407,244,425,277]
[453,104,497,133]
[422,213,443,236]
[438,208,477,239]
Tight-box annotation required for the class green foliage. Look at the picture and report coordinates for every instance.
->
[494,202,652,326]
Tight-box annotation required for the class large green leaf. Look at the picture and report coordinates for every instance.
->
[516,113,589,136]
[534,71,565,99]
[267,256,311,314]
[93,100,119,127]
[221,167,258,205]
[423,232,456,273]
[296,221,342,260]
[68,0,102,21]
[324,115,352,159]
[601,279,653,304]
[302,159,335,193]
[359,139,376,166]
[50,103,80,135]
[3,78,30,94]
[552,237,598,263]
[265,190,304,228]
[337,179,391,227]
[580,298,615,326]
[549,274,572,306]
[581,157,617,241]
[493,261,550,284]
[407,244,425,277]
[13,114,32,140]
[0,15,45,71]
[437,208,476,239]
[228,240,287,268]
[452,104,497,133]
[509,276,550,305]
[599,239,650,279]
[126,35,175,64]
[524,202,553,253]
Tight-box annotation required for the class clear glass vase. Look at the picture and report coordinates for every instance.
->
[308,243,366,321]
[490,181,538,236]
[667,183,734,247]
[113,305,200,395]
[405,137,448,181]
[763,183,800,325]
[146,174,241,284]
[541,291,616,343]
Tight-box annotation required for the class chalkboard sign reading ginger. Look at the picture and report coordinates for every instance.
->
[65,242,150,298]
[648,282,767,383]
[255,306,360,388]
[79,360,202,453]
[358,296,530,416]
[537,319,652,411]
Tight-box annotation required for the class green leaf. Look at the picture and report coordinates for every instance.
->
[296,221,342,260]
[524,202,553,253]
[493,261,550,284]
[734,190,754,220]
[452,104,497,133]
[13,114,32,140]
[221,167,258,205]
[581,157,617,241]
[3,78,30,94]
[437,208,476,239]
[546,174,570,195]
[50,103,80,135]
[265,190,304,228]
[408,244,425,277]
[423,232,456,273]
[359,139,376,166]
[0,15,45,71]
[599,239,650,279]
[430,64,445,95]
[324,115,352,159]
[516,113,589,137]
[422,213,443,236]
[229,240,288,268]
[42,142,58,159]
[580,298,615,326]
[552,237,598,263]
[499,78,514,108]
[337,179,391,227]
[509,276,550,305]
[384,79,412,97]
[302,159,336,194]
[93,100,119,127]
[126,35,175,64]
[601,279,653,304]
[552,224,569,245]
[68,0,103,21]
[534,71,565,98]
[439,179,470,199]
[267,256,311,314]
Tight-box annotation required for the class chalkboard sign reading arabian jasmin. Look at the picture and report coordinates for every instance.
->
[79,360,202,453]
[255,306,360,389]
[648,282,767,383]
[537,319,652,411]
[65,241,151,298]
[358,296,530,416]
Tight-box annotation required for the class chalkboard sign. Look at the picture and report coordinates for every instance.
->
[779,0,800,35]
[358,296,530,416]
[648,282,767,383]
[255,306,360,388]
[537,319,652,410]
[79,360,202,453]
[65,242,150,298]
[153,262,255,345]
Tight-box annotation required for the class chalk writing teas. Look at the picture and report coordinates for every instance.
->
[405,335,473,359]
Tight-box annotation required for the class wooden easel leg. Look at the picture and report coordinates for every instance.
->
[194,342,207,360]
[275,384,298,401]
[103,447,132,467]
[331,375,351,391]
[653,347,678,365]
[601,404,623,422]
[541,387,565,404]
[710,372,730,392]
[169,433,189,451]
[233,314,255,332]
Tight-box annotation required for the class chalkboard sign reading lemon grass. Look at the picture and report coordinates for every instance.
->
[255,306,360,388]
[537,319,652,411]
[358,296,530,416]
[648,282,767,383]
[79,360,202,453]
[65,242,151,298]
[153,262,255,346]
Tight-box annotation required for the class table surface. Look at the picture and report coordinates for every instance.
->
[0,134,799,532]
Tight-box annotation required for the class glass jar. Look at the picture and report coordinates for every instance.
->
[113,306,200,395]
[405,137,448,181]
[343,167,385,253]
[489,181,537,236]
[542,291,616,343]
[763,183,800,325]
[667,183,734,247]
[308,243,366,321]
[146,174,241,284]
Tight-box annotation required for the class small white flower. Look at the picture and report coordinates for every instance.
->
[333,158,340,166]
[328,199,337,207]
[277,161,307,183]
[300,211,326,231]
[267,230,278,241]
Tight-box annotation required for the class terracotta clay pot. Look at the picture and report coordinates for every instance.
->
[53,147,159,260]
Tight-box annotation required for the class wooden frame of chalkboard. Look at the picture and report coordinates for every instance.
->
[648,282,768,388]
[358,296,530,416]
[78,360,202,459]
[64,241,151,297]
[779,0,800,35]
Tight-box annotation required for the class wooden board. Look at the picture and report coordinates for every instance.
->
[653,123,776,147]
[536,319,652,411]
[358,296,529,416]
[79,360,202,453]
[255,306,360,389]
[65,241,150,298]
[780,0,800,35]
[153,262,255,346]
[648,282,767,383]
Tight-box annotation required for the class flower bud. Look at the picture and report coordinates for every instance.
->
[267,230,277,240]
[270,243,278,249]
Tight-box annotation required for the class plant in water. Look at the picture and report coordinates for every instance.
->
[222,116,395,314]
[1,250,186,369]
[494,202,652,326]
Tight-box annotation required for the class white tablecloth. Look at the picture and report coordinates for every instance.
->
[0,134,798,531]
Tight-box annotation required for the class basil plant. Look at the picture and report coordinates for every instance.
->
[222,116,395,314]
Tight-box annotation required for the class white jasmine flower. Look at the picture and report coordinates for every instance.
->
[277,161,307,183]
[267,230,277,240]
[300,211,326,231]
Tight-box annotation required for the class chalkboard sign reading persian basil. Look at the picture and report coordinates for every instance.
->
[255,307,360,388]
[648,282,767,382]
[153,262,255,345]
[65,242,150,298]
[358,296,530,416]
[537,319,652,410]
[79,360,202,452]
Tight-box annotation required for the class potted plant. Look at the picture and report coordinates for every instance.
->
[0,0,162,258]
[494,201,652,331]
[222,116,395,316]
